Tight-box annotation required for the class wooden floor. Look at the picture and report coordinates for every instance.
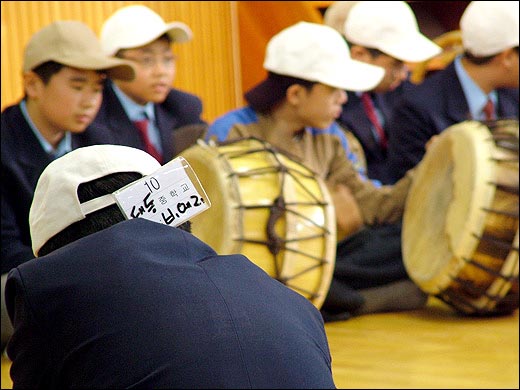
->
[326,297,519,389]
[1,297,518,389]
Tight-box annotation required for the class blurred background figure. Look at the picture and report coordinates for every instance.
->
[386,0,519,183]
[336,1,441,185]
[323,1,359,35]
[205,22,428,323]
[93,5,206,164]
[1,20,134,353]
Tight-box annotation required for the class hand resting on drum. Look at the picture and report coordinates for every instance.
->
[425,135,439,152]
[330,183,364,241]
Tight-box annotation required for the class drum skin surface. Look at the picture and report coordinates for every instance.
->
[403,120,519,315]
[180,138,337,309]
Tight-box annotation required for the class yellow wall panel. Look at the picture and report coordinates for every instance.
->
[1,1,242,122]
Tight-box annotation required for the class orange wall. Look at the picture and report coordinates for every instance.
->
[237,1,327,94]
[1,1,242,123]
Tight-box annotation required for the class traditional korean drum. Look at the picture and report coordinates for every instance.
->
[403,120,519,315]
[180,137,337,309]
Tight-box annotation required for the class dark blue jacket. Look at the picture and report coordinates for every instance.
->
[6,219,335,389]
[385,62,519,183]
[1,104,112,274]
[337,82,412,185]
[92,82,206,163]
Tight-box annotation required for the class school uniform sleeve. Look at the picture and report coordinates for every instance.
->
[312,132,414,226]
[6,268,53,389]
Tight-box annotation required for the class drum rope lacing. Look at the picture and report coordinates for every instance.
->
[218,139,333,296]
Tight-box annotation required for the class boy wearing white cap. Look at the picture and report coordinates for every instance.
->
[1,20,135,351]
[205,22,428,322]
[336,1,441,185]
[386,0,519,183]
[92,5,206,165]
[5,144,336,389]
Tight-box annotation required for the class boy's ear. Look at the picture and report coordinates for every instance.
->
[500,47,519,70]
[286,83,307,105]
[23,71,44,99]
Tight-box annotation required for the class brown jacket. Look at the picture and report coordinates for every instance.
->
[206,111,414,226]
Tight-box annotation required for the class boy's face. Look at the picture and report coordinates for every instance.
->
[293,83,347,130]
[350,46,408,93]
[369,53,409,93]
[115,38,176,105]
[26,66,105,135]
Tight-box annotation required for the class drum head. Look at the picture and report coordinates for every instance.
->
[403,121,498,293]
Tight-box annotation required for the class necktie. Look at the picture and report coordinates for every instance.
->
[133,119,163,163]
[482,99,495,121]
[361,92,387,149]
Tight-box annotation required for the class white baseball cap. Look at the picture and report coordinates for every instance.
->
[100,5,193,55]
[257,22,384,93]
[460,1,519,57]
[29,145,161,256]
[344,1,442,62]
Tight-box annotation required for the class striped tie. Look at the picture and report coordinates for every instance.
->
[361,92,387,149]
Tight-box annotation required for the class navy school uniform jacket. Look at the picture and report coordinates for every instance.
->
[385,62,519,183]
[1,104,114,274]
[92,81,206,163]
[6,219,336,389]
[337,82,413,185]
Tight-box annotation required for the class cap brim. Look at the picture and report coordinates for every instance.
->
[324,59,385,92]
[165,21,193,43]
[382,33,442,62]
[60,55,135,81]
[113,22,193,54]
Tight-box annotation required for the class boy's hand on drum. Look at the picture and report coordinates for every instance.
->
[425,135,439,152]
[330,183,364,241]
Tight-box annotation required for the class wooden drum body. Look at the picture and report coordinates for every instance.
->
[181,138,337,309]
[403,120,519,315]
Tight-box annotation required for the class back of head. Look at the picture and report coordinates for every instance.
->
[344,1,441,62]
[24,20,135,81]
[460,1,519,57]
[245,21,385,112]
[100,5,193,56]
[30,145,161,257]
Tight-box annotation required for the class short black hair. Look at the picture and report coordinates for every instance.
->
[244,72,316,115]
[463,51,499,65]
[38,172,141,256]
[31,61,64,84]
[345,40,385,58]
